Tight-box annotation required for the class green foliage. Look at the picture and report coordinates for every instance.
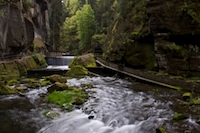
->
[76,4,96,52]
[47,89,88,110]
[60,15,79,53]
[181,2,200,25]
[65,0,81,15]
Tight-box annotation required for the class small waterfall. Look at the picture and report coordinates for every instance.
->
[45,56,74,70]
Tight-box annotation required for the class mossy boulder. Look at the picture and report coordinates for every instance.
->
[0,84,16,95]
[4,62,20,79]
[66,65,88,76]
[173,113,188,120]
[45,74,67,83]
[33,38,47,53]
[14,86,28,92]
[14,60,27,76]
[43,110,60,119]
[7,79,20,86]
[41,80,52,87]
[32,54,47,67]
[156,127,169,133]
[182,92,192,101]
[20,78,41,88]
[47,82,69,93]
[69,53,96,68]
[47,87,88,110]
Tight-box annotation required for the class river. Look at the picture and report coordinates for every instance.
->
[0,76,200,133]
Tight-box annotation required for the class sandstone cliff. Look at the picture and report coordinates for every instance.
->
[0,0,48,57]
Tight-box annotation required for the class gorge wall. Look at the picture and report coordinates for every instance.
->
[0,0,48,56]
[92,0,200,77]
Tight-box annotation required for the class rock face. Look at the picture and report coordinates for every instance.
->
[0,0,48,56]
[95,0,200,76]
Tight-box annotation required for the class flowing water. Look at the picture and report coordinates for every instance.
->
[45,56,74,70]
[1,56,200,133]
[1,76,200,133]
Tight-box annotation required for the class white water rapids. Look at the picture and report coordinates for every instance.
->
[1,76,200,133]
[38,77,175,133]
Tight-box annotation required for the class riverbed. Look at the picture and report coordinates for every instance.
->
[0,76,200,133]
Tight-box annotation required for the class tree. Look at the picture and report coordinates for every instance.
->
[49,0,63,52]
[76,3,96,53]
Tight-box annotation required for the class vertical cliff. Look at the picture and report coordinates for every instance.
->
[93,0,200,76]
[0,0,49,57]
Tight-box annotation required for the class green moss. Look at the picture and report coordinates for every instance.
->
[47,82,69,93]
[20,78,41,88]
[47,88,88,110]
[25,56,38,69]
[191,97,200,105]
[69,54,97,68]
[14,60,27,76]
[45,74,67,83]
[156,127,169,133]
[0,85,16,95]
[173,113,188,120]
[66,65,88,76]
[32,54,47,67]
[41,80,52,87]
[7,79,20,86]
[4,62,20,79]
[182,92,192,101]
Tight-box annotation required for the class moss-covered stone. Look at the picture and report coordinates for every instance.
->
[43,110,60,119]
[20,78,41,88]
[182,92,192,101]
[32,54,47,67]
[25,56,38,69]
[4,62,20,79]
[69,53,96,68]
[47,82,69,93]
[45,74,67,83]
[14,60,27,76]
[15,86,28,92]
[156,127,169,133]
[47,87,88,110]
[41,80,52,87]
[0,84,16,95]
[33,38,47,53]
[66,65,88,76]
[7,79,20,86]
[173,113,188,120]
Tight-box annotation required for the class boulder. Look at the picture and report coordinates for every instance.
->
[47,82,69,93]
[173,113,188,120]
[45,74,67,83]
[66,65,88,76]
[182,92,192,101]
[0,84,16,95]
[69,53,96,68]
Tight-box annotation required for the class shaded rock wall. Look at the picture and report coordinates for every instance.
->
[0,54,46,81]
[98,0,200,76]
[0,0,49,57]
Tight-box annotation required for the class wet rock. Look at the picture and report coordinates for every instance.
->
[47,82,69,93]
[88,115,94,119]
[41,80,52,87]
[173,113,188,120]
[20,78,41,88]
[45,74,67,83]
[43,110,60,119]
[182,92,192,101]
[66,65,88,76]
[156,127,169,133]
[0,84,16,95]
[69,53,97,68]
[15,86,28,92]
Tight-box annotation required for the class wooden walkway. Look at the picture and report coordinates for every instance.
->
[96,57,200,93]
